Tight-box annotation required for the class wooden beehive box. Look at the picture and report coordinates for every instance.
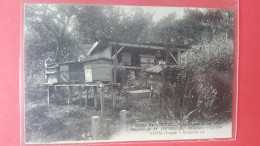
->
[69,63,85,83]
[139,54,155,64]
[121,53,132,66]
[59,64,69,83]
[84,59,113,83]
[139,54,155,67]
[45,68,58,84]
[59,63,85,83]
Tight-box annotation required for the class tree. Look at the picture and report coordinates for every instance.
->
[118,7,153,43]
[76,6,153,44]
[144,9,234,45]
[25,4,78,63]
[178,9,234,122]
[152,12,178,43]
[143,8,234,121]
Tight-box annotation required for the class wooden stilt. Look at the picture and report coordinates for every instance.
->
[85,87,89,110]
[78,86,82,107]
[47,86,54,108]
[94,87,98,108]
[47,86,50,108]
[100,88,104,114]
[57,86,60,102]
[112,87,115,109]
[68,86,72,106]
[150,84,153,98]
[159,89,162,108]
[113,47,118,84]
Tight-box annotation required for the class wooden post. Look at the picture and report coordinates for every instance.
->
[169,51,178,65]
[93,86,98,108]
[112,87,116,109]
[159,89,162,108]
[120,110,127,133]
[150,84,153,98]
[68,86,72,106]
[47,86,54,108]
[57,86,61,103]
[113,47,118,83]
[186,50,190,63]
[100,88,104,115]
[47,86,50,108]
[85,87,89,110]
[177,51,181,64]
[91,116,100,140]
[79,86,83,107]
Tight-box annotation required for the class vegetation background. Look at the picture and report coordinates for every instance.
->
[24,5,234,143]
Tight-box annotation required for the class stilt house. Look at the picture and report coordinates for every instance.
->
[45,40,189,86]
[44,40,189,110]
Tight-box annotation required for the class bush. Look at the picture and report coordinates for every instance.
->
[178,36,233,123]
[25,104,68,142]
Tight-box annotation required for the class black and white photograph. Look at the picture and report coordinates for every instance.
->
[23,4,235,143]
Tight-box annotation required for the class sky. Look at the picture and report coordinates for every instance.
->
[30,4,197,22]
[118,5,185,22]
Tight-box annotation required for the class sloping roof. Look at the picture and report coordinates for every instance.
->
[109,42,189,51]
[87,41,189,56]
[87,41,100,56]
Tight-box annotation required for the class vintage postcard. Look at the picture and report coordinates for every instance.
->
[23,4,236,143]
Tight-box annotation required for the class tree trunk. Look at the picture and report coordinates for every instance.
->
[54,38,63,63]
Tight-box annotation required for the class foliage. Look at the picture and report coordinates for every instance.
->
[76,6,153,44]
[25,104,67,142]
[143,9,234,45]
[24,5,234,142]
[178,36,233,123]
[25,5,79,63]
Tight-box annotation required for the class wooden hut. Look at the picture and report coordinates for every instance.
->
[44,40,189,110]
[45,41,189,85]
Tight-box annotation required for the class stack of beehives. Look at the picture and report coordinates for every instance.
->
[139,54,155,68]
